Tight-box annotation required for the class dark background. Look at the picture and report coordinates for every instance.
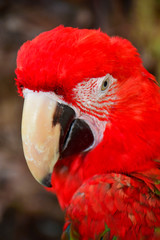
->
[0,0,160,239]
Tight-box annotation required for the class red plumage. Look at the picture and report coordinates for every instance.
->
[16,26,160,239]
[16,26,150,99]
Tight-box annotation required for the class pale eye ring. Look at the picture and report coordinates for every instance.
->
[101,78,109,91]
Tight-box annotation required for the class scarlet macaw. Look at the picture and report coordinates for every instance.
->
[15,26,160,239]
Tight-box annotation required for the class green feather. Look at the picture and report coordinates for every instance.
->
[61,224,79,240]
[155,227,160,233]
[98,224,117,240]
[112,236,118,240]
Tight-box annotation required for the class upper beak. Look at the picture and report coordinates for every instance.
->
[21,90,94,188]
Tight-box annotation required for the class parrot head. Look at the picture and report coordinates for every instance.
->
[15,26,160,195]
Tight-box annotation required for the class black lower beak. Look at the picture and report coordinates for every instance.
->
[54,102,94,159]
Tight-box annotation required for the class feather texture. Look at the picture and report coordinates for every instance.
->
[15,26,160,239]
[63,171,160,239]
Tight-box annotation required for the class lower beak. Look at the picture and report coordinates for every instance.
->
[21,90,94,188]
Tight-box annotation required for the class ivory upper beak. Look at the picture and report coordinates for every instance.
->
[21,90,61,187]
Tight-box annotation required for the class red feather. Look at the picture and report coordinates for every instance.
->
[15,26,160,239]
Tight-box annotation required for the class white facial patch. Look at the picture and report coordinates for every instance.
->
[73,74,117,147]
[73,74,117,119]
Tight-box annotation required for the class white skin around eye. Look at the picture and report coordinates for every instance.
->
[73,74,117,149]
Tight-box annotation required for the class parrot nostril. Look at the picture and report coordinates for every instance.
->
[54,86,64,96]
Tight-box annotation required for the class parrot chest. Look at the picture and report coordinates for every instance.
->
[62,171,160,240]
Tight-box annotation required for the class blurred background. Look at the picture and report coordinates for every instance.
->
[0,0,160,239]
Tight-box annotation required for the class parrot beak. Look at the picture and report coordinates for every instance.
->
[21,90,94,188]
[21,91,62,187]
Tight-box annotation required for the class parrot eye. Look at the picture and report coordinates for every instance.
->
[101,77,109,91]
